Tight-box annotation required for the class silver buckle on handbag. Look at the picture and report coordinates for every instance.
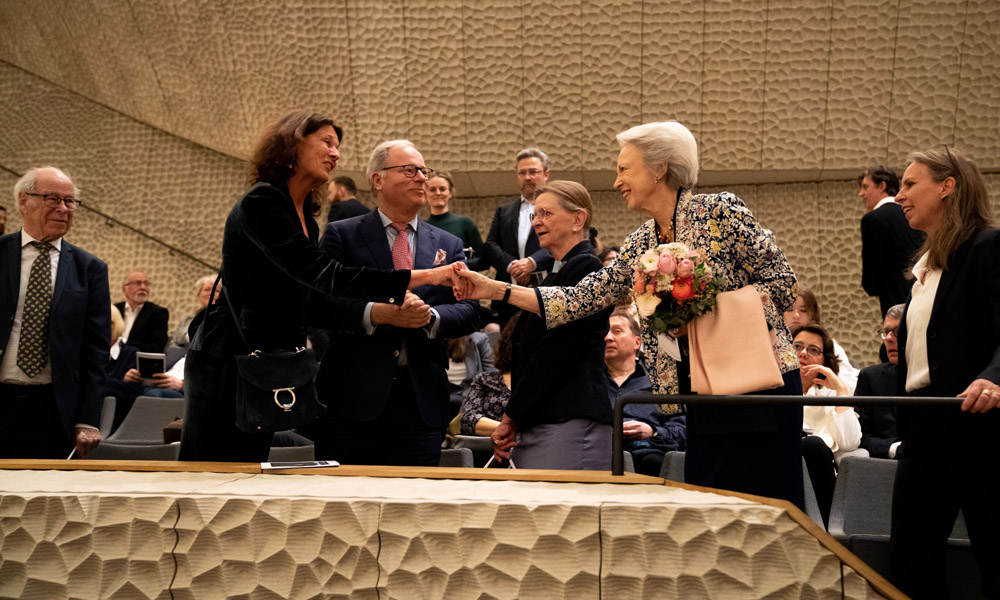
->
[272,387,297,411]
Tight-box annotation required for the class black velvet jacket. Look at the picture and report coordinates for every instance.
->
[197,182,410,355]
[508,240,613,430]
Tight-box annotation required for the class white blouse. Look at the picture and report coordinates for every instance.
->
[905,252,942,392]
[803,387,862,453]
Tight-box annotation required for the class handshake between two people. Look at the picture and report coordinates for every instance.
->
[392,262,525,329]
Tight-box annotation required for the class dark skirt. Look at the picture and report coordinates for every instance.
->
[512,418,613,471]
[684,369,805,510]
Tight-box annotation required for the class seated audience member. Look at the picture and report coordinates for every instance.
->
[605,309,686,476]
[168,275,219,352]
[784,285,859,393]
[598,245,619,267]
[115,271,170,353]
[426,171,488,271]
[794,322,862,526]
[854,303,904,458]
[124,359,185,399]
[105,305,143,431]
[461,315,517,436]
[446,331,496,418]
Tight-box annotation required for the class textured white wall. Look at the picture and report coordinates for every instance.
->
[0,0,997,365]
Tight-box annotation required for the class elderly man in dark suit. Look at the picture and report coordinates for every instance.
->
[310,140,479,466]
[114,271,169,353]
[481,148,555,327]
[854,303,905,459]
[0,166,110,458]
[859,166,924,317]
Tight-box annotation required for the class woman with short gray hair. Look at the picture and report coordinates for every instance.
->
[456,121,804,506]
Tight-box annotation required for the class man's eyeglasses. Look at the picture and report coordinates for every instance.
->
[517,169,544,178]
[125,280,151,287]
[793,341,823,358]
[878,327,898,340]
[384,164,434,179]
[25,192,81,211]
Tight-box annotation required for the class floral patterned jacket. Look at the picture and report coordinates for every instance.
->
[538,189,799,410]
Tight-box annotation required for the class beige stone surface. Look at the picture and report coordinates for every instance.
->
[0,0,997,359]
[0,469,891,599]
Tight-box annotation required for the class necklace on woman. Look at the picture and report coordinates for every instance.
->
[657,189,684,244]
[658,220,674,243]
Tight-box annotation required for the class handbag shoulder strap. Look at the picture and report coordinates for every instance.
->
[220,284,252,353]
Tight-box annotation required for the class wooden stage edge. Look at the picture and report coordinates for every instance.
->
[0,459,907,600]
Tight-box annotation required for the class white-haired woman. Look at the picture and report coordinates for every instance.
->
[456,122,804,507]
[168,274,220,351]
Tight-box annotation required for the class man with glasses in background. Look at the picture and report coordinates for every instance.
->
[115,271,169,353]
[482,147,555,327]
[0,166,110,458]
[853,303,905,459]
[309,140,479,467]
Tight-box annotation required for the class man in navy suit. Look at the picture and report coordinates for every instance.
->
[482,148,555,327]
[311,140,480,466]
[0,167,110,458]
[854,303,904,458]
[859,166,924,317]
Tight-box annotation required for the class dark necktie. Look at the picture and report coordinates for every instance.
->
[17,241,54,377]
[391,223,413,269]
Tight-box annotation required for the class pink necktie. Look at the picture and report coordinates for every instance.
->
[391,223,412,269]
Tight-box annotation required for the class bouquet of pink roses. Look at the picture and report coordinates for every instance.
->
[632,242,720,334]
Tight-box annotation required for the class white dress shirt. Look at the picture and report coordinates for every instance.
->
[905,252,941,392]
[121,302,144,343]
[0,231,62,384]
[517,197,534,260]
[361,209,441,343]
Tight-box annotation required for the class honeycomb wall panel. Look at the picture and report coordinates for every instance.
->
[0,0,997,361]
[760,0,831,170]
[522,0,584,168]
[405,0,467,170]
[639,0,703,135]
[887,0,967,164]
[954,0,1000,163]
[821,0,897,169]
[0,469,896,599]
[580,0,642,170]
[699,1,768,171]
[462,0,523,171]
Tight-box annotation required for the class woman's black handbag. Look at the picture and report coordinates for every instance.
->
[220,284,326,434]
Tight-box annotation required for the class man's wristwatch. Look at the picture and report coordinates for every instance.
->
[501,282,512,303]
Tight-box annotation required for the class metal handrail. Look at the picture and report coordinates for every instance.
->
[611,393,965,476]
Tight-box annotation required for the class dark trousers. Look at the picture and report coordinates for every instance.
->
[890,450,1000,599]
[314,369,443,467]
[0,383,72,459]
[685,370,805,510]
[801,434,836,526]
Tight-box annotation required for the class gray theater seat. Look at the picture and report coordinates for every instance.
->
[439,447,474,468]
[107,396,185,444]
[88,441,180,461]
[267,445,315,462]
[828,456,981,599]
